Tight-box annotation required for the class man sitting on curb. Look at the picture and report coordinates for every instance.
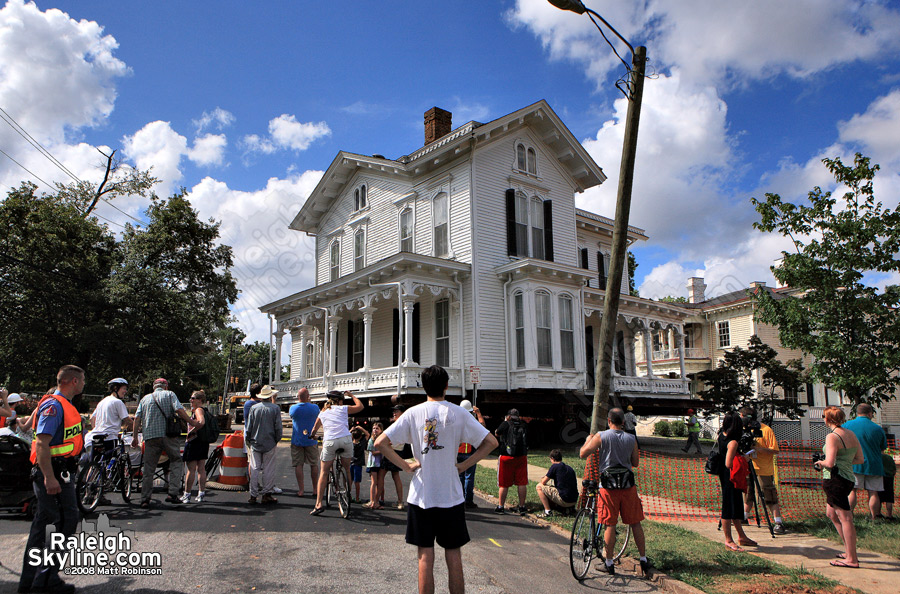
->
[536,449,578,517]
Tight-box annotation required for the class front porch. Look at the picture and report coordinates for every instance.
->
[273,364,464,403]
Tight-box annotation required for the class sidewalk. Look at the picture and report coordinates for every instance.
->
[477,457,900,594]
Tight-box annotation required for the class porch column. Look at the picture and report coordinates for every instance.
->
[274,329,283,382]
[361,306,375,370]
[327,316,341,377]
[642,325,654,378]
[668,328,676,360]
[676,327,686,379]
[298,326,310,380]
[402,298,415,364]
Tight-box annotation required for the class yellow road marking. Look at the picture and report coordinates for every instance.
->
[488,538,502,548]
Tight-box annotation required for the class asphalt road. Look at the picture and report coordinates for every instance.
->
[0,444,662,594]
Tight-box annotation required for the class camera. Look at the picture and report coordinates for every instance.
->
[812,452,826,470]
[739,420,762,452]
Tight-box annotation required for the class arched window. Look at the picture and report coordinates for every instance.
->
[535,291,552,368]
[514,291,525,369]
[354,228,365,271]
[433,192,449,257]
[435,299,450,367]
[559,295,575,369]
[400,207,414,252]
[527,147,537,174]
[306,343,315,378]
[330,240,340,281]
[354,184,367,211]
[515,142,538,175]
[530,197,544,260]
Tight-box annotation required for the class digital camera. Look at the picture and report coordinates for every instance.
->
[812,452,826,470]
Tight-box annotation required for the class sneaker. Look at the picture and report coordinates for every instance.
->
[494,505,506,514]
[179,493,191,504]
[396,502,405,510]
[541,510,552,518]
[599,562,615,575]
[194,492,205,503]
[261,494,278,504]
[247,496,258,504]
[465,501,478,509]
[640,558,652,578]
[517,505,527,515]
[272,486,283,494]
[773,522,786,535]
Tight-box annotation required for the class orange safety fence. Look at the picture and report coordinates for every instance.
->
[580,442,899,523]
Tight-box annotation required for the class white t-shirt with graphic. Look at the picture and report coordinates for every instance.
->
[384,399,489,509]
[86,395,129,441]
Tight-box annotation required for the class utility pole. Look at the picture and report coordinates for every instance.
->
[549,1,647,433]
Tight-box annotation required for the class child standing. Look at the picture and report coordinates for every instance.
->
[350,426,370,503]
[364,422,384,509]
[879,452,896,519]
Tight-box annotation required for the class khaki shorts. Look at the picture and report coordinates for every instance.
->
[321,435,353,462]
[745,474,779,505]
[291,444,319,467]
[537,483,576,508]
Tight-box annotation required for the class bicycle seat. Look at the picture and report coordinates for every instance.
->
[582,479,599,489]
[335,448,344,455]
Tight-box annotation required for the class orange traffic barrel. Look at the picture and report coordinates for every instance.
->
[219,431,249,488]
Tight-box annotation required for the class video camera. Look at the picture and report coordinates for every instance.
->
[812,452,826,470]
[739,419,763,452]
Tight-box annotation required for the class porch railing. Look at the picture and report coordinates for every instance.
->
[274,365,462,399]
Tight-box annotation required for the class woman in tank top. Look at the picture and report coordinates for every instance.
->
[717,411,756,551]
[814,406,864,567]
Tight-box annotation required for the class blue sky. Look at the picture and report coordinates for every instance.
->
[2,0,900,348]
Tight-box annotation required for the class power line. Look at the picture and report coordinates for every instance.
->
[0,106,81,183]
[0,147,55,191]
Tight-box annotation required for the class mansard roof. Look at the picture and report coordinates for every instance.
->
[290,100,607,235]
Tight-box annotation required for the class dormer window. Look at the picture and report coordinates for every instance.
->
[515,142,537,175]
[354,184,367,211]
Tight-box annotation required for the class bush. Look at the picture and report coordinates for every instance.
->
[670,420,688,437]
[654,420,671,437]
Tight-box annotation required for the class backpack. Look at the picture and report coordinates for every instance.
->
[197,407,220,443]
[704,440,723,475]
[504,421,527,457]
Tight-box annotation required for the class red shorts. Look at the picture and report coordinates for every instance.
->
[597,486,644,526]
[498,455,528,488]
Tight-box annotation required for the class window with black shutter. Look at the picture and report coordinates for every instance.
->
[598,252,608,288]
[580,248,589,270]
[543,199,553,261]
[506,189,517,256]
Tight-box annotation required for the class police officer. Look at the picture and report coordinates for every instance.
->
[19,365,86,594]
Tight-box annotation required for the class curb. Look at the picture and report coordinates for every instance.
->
[473,488,704,594]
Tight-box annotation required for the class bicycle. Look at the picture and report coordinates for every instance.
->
[325,447,351,519]
[569,479,631,581]
[77,434,132,513]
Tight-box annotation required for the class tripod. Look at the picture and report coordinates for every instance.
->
[745,464,775,538]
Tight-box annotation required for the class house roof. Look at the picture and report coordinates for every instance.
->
[290,100,607,235]
[575,208,648,244]
[682,284,791,311]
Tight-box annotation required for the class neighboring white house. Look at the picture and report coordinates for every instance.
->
[259,101,693,421]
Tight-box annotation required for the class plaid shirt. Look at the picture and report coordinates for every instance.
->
[135,388,184,440]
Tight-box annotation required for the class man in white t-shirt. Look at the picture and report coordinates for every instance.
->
[85,378,131,451]
[376,365,498,594]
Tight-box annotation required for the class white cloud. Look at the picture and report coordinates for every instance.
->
[188,133,227,167]
[839,90,900,165]
[185,170,324,342]
[242,114,331,155]
[193,107,234,133]
[122,121,188,196]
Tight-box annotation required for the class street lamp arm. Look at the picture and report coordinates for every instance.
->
[584,7,634,56]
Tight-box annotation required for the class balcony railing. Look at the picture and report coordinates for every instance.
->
[636,347,708,364]
[612,376,690,395]
[273,365,462,400]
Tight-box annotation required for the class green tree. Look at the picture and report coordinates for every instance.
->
[659,295,688,303]
[628,251,639,297]
[751,153,900,406]
[696,335,805,420]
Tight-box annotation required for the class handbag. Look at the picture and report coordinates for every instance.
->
[599,465,635,490]
[153,395,184,437]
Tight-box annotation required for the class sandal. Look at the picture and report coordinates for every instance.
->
[738,538,757,547]
[829,559,859,568]
[835,553,846,559]
[309,506,324,516]
[725,542,744,552]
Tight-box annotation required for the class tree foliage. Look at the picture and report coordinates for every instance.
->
[0,182,237,395]
[628,251,639,297]
[751,153,900,406]
[696,335,806,420]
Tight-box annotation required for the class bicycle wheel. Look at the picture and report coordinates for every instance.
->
[205,448,222,479]
[598,522,632,562]
[334,466,351,518]
[325,472,334,508]
[118,456,132,503]
[569,508,596,580]
[77,463,103,514]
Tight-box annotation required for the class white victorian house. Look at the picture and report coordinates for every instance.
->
[260,101,693,422]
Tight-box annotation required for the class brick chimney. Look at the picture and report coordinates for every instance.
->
[687,277,706,304]
[424,107,452,145]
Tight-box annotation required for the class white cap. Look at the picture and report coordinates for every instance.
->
[7,393,22,404]
[460,399,473,412]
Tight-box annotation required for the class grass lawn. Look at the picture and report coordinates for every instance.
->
[473,464,857,594]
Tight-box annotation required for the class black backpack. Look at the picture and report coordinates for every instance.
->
[504,421,527,457]
[704,440,723,475]
[197,408,220,443]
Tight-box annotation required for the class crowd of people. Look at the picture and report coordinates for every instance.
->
[5,364,898,594]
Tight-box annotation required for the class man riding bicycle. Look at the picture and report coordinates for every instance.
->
[580,407,650,577]
[81,378,131,469]
[309,390,364,515]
